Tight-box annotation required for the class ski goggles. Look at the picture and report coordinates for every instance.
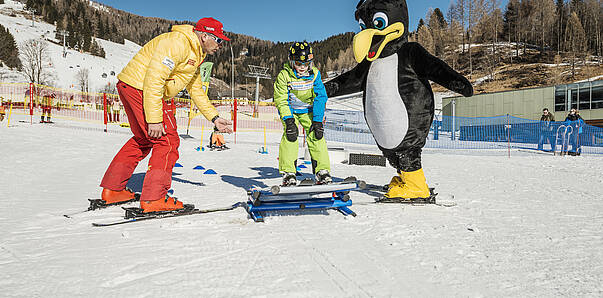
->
[293,60,312,67]
[206,33,224,44]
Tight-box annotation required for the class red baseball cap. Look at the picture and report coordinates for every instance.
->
[194,17,230,41]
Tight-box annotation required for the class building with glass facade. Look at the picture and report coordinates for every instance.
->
[442,80,603,127]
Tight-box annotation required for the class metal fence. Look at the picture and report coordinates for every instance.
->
[324,110,603,155]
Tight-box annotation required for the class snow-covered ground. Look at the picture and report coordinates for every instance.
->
[1,114,602,297]
[0,0,141,91]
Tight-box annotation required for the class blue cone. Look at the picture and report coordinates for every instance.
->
[174,163,183,168]
[194,165,205,170]
[204,169,217,175]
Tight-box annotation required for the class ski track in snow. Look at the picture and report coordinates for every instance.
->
[1,115,603,297]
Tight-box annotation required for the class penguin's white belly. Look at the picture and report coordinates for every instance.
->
[365,54,408,149]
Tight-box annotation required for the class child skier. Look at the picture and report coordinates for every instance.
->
[209,126,228,150]
[274,42,331,186]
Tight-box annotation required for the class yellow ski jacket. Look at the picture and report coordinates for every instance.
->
[117,25,218,123]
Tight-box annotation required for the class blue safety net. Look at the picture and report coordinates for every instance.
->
[324,109,603,155]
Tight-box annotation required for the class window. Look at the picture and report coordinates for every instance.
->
[555,85,566,112]
[571,88,578,110]
[579,82,591,110]
[592,81,603,109]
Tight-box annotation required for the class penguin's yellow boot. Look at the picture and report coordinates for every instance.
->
[386,174,404,191]
[384,168,430,199]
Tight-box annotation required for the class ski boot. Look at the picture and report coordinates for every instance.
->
[140,195,188,213]
[385,175,404,192]
[88,188,139,210]
[282,172,297,187]
[315,169,332,185]
[378,169,433,203]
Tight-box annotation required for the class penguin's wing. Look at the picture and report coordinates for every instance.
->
[404,42,474,97]
[324,60,371,97]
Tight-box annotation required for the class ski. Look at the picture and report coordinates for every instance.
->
[359,186,456,207]
[248,176,365,206]
[63,195,140,218]
[91,202,246,227]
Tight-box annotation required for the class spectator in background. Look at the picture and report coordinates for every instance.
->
[111,99,121,122]
[41,93,54,123]
[538,108,555,151]
[0,97,6,122]
[564,108,584,156]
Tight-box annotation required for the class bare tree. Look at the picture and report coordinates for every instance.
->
[565,11,586,77]
[467,0,482,79]
[446,4,463,69]
[99,81,116,94]
[75,68,90,93]
[532,0,556,53]
[417,25,435,54]
[455,0,468,53]
[19,39,54,85]
[584,0,602,57]
[428,8,447,57]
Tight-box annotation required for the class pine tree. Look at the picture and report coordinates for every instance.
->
[0,25,21,69]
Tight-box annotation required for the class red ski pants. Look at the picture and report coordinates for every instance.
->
[100,81,180,201]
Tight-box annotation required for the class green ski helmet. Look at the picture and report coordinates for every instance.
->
[288,42,314,66]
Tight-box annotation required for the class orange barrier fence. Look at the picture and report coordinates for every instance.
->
[1,82,284,132]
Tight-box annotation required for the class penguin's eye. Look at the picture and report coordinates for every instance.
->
[358,19,367,31]
[372,12,388,30]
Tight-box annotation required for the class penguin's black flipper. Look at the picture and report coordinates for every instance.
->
[404,42,473,97]
[324,60,371,97]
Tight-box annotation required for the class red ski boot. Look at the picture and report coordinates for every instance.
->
[140,195,185,213]
[101,188,138,205]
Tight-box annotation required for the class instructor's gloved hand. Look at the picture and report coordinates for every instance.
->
[309,121,324,140]
[284,118,298,142]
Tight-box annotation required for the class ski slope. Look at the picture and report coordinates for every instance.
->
[1,114,602,297]
[0,0,141,91]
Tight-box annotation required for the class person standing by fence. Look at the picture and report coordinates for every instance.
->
[41,93,54,123]
[99,17,233,213]
[111,99,121,123]
[0,97,6,122]
[538,108,555,151]
[564,109,584,156]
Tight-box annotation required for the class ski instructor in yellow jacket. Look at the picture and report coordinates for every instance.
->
[99,17,232,213]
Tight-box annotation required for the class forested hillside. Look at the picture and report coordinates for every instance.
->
[8,0,603,98]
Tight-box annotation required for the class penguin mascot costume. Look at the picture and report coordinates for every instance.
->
[325,0,474,200]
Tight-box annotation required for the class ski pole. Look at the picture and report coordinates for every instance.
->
[264,125,267,151]
[200,124,204,149]
[7,103,13,127]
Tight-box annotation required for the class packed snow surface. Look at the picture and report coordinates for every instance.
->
[1,114,602,297]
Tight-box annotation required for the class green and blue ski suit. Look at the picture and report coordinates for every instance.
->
[273,62,330,174]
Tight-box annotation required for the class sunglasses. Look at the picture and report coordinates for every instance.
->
[206,33,224,44]
[294,60,311,67]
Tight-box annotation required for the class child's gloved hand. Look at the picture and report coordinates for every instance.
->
[284,118,298,142]
[309,121,324,140]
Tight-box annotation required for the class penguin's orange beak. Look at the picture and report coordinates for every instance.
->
[353,22,404,63]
